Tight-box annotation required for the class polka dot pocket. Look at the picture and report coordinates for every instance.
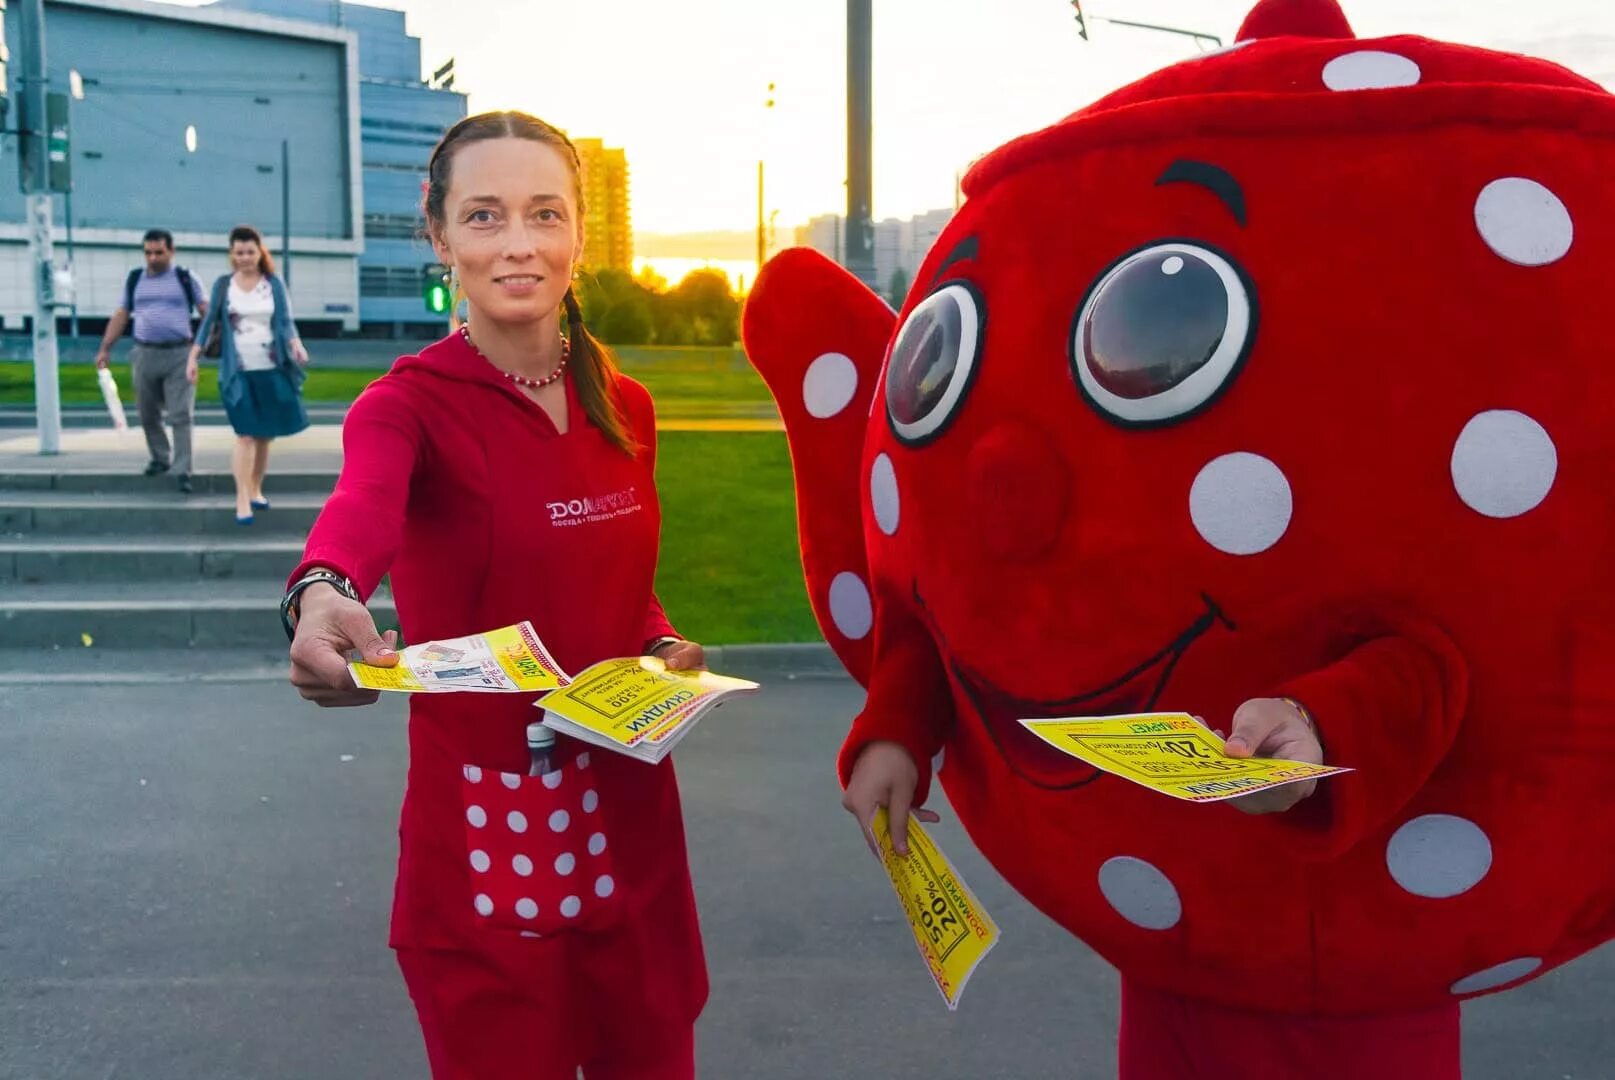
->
[459,752,621,937]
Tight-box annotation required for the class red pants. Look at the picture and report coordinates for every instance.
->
[398,947,696,1080]
[1118,979,1461,1080]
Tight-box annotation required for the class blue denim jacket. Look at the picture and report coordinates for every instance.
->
[195,272,305,409]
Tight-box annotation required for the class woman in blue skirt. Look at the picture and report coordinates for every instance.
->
[188,224,310,524]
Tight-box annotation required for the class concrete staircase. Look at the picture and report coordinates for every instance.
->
[0,470,393,650]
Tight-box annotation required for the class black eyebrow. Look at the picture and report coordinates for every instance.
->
[1155,159,1247,227]
[927,234,979,289]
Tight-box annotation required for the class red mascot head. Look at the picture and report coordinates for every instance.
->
[743,0,1615,1014]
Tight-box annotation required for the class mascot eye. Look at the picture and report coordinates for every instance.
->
[885,282,985,445]
[1071,241,1256,426]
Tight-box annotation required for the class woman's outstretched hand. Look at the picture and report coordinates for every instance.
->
[288,582,398,707]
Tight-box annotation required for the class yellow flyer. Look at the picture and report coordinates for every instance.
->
[1018,712,1352,802]
[535,657,759,764]
[349,620,571,694]
[872,807,999,1011]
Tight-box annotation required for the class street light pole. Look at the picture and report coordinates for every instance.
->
[845,0,875,288]
[17,0,61,454]
[282,138,292,287]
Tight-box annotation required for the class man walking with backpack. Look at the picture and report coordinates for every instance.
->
[95,229,209,493]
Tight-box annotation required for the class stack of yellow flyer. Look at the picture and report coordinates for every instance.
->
[1018,712,1352,802]
[348,621,570,694]
[871,807,999,1010]
[534,656,759,765]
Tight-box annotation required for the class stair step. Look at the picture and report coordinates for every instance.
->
[0,492,323,536]
[0,471,337,495]
[0,536,305,584]
[0,581,394,649]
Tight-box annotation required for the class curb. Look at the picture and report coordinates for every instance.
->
[0,642,847,685]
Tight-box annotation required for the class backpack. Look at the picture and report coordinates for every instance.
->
[123,266,202,315]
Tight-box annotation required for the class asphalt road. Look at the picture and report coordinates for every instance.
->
[1,677,1610,1079]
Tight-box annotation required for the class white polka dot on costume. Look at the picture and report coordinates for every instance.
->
[595,875,616,899]
[1189,453,1292,555]
[589,832,607,856]
[463,766,482,783]
[515,897,538,920]
[1386,814,1493,898]
[828,572,874,640]
[1098,856,1182,930]
[576,753,591,770]
[549,809,570,833]
[506,810,528,834]
[561,895,582,918]
[870,454,900,536]
[555,852,576,876]
[1161,256,1185,276]
[520,930,541,939]
[541,769,563,790]
[1450,410,1557,518]
[1474,178,1573,266]
[803,352,859,419]
[501,772,521,790]
[1450,957,1541,995]
[1322,50,1421,91]
[473,893,494,917]
[512,854,534,877]
[465,805,487,828]
[469,849,490,873]
[582,790,599,813]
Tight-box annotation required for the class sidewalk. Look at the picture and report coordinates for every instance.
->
[0,424,347,474]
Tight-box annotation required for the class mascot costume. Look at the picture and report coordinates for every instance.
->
[741,0,1615,1075]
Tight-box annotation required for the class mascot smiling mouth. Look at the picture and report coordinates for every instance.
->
[919,588,1236,790]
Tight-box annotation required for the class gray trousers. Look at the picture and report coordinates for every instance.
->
[131,343,196,476]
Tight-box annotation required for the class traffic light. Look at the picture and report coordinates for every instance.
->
[423,262,451,314]
[1071,0,1089,40]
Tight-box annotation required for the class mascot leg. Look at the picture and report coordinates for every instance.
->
[1118,978,1461,1080]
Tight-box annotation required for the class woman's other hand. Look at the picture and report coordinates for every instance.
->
[651,638,706,672]
[288,582,398,706]
[291,339,310,366]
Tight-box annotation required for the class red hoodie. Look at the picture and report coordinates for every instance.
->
[290,331,707,1058]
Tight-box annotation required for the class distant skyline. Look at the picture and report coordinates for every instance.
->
[175,0,1615,236]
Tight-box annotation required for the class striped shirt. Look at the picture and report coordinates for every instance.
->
[130,269,196,345]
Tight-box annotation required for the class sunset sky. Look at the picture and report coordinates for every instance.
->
[182,0,1615,236]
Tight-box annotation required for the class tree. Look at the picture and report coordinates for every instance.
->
[886,267,912,309]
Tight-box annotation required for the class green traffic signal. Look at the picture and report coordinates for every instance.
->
[423,263,451,314]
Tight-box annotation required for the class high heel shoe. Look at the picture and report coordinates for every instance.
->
[250,497,271,511]
[235,513,255,526]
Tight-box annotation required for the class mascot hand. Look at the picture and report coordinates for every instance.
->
[1222,697,1324,814]
[842,740,941,857]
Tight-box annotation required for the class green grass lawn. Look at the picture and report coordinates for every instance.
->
[653,430,821,645]
[0,345,773,414]
[0,351,818,645]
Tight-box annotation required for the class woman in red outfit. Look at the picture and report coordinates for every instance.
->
[283,111,708,1079]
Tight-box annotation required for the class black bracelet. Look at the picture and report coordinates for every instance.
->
[280,570,360,642]
[643,635,683,656]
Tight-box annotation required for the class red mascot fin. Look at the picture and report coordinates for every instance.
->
[741,249,894,687]
[1236,0,1355,42]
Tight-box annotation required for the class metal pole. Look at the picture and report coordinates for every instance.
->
[18,0,61,454]
[845,0,874,288]
[66,187,78,339]
[281,138,292,286]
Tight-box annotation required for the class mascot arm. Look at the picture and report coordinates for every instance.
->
[1268,615,1469,859]
[836,604,955,808]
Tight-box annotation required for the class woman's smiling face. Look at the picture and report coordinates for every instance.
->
[431,136,584,327]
